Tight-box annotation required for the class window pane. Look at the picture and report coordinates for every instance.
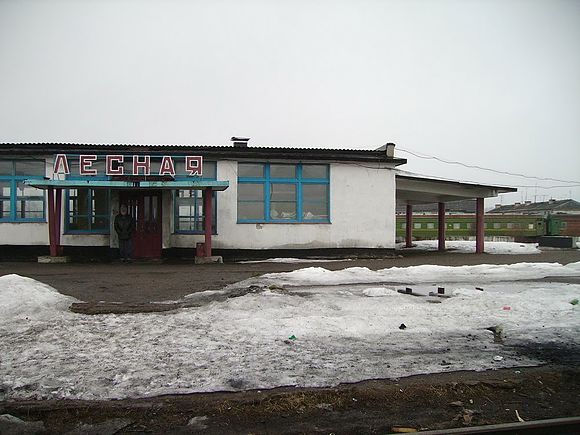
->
[0,161,12,175]
[15,160,45,176]
[0,181,11,217]
[270,202,296,220]
[68,215,89,231]
[302,165,328,179]
[93,190,109,215]
[270,165,295,178]
[17,182,43,197]
[0,181,10,196]
[303,202,328,220]
[270,183,296,202]
[238,183,264,201]
[238,202,264,220]
[238,163,264,178]
[92,215,109,231]
[302,184,327,202]
[17,199,44,218]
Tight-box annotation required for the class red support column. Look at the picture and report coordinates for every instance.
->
[203,188,212,257]
[47,188,57,257]
[438,202,446,251]
[476,197,485,254]
[54,189,63,256]
[405,204,413,248]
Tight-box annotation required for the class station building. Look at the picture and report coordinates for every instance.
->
[0,139,410,261]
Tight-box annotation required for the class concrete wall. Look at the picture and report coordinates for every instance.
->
[170,160,396,250]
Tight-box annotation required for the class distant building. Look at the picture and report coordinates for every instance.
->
[488,199,580,216]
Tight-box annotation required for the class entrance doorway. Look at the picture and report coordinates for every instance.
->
[119,191,162,258]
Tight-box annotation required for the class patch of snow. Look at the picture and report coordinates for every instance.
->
[239,258,353,264]
[361,287,397,297]
[0,274,78,325]
[256,261,580,287]
[1,263,579,400]
[397,240,541,254]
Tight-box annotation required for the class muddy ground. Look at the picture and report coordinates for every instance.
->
[2,365,579,434]
[1,249,579,433]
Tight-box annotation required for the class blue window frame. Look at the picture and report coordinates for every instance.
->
[0,160,46,222]
[237,163,330,223]
[173,161,217,234]
[65,157,110,233]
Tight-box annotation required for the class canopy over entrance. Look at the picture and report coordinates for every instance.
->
[24,179,229,191]
[24,178,229,260]
[396,173,517,253]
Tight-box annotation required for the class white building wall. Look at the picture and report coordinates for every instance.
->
[171,160,396,250]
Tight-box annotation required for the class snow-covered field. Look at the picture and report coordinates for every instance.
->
[398,240,541,254]
[1,262,579,401]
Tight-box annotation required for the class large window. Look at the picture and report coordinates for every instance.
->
[237,163,330,223]
[65,158,110,233]
[0,160,45,222]
[174,161,217,233]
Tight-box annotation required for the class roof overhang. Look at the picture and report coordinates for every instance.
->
[396,174,516,205]
[24,179,230,191]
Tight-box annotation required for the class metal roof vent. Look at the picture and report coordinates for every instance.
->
[231,137,250,148]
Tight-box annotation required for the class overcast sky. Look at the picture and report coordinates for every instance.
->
[1,0,579,205]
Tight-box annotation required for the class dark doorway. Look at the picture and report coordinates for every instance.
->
[119,191,162,259]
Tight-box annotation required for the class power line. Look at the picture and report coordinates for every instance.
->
[398,147,580,184]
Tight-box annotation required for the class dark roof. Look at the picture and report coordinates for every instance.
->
[488,199,580,214]
[0,143,407,165]
[396,199,476,214]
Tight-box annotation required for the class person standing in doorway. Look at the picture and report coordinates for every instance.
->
[115,204,135,262]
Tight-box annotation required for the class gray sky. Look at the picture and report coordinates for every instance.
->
[1,0,579,205]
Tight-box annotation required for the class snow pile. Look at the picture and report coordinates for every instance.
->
[398,240,541,254]
[257,261,580,287]
[239,258,352,264]
[0,263,579,400]
[0,274,78,325]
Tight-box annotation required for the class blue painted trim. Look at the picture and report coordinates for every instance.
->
[237,162,330,223]
[25,179,229,190]
[64,188,111,234]
[0,161,46,222]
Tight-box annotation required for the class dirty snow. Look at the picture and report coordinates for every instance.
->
[239,257,353,264]
[398,240,541,254]
[1,263,579,400]
[256,261,580,287]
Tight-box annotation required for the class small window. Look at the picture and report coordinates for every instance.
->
[401,223,406,229]
[528,223,534,230]
[466,223,472,230]
[238,163,264,178]
[414,223,421,229]
[427,222,435,229]
[0,160,46,222]
[493,223,502,229]
[561,221,567,229]
[507,223,514,229]
[453,223,461,229]
[270,164,295,179]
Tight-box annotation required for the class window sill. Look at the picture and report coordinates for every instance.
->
[63,231,110,235]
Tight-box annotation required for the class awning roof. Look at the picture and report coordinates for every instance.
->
[25,179,230,191]
[396,173,516,205]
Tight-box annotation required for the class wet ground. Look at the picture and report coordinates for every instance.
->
[1,249,580,433]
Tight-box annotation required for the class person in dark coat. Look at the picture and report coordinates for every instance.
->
[114,204,135,262]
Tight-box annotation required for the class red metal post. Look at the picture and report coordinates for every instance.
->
[405,204,413,248]
[476,197,485,254]
[438,202,446,251]
[203,188,212,257]
[55,189,63,256]
[47,187,56,256]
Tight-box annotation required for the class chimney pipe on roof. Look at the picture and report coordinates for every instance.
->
[385,142,396,158]
[231,137,250,148]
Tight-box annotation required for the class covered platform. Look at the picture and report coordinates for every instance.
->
[396,173,516,253]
